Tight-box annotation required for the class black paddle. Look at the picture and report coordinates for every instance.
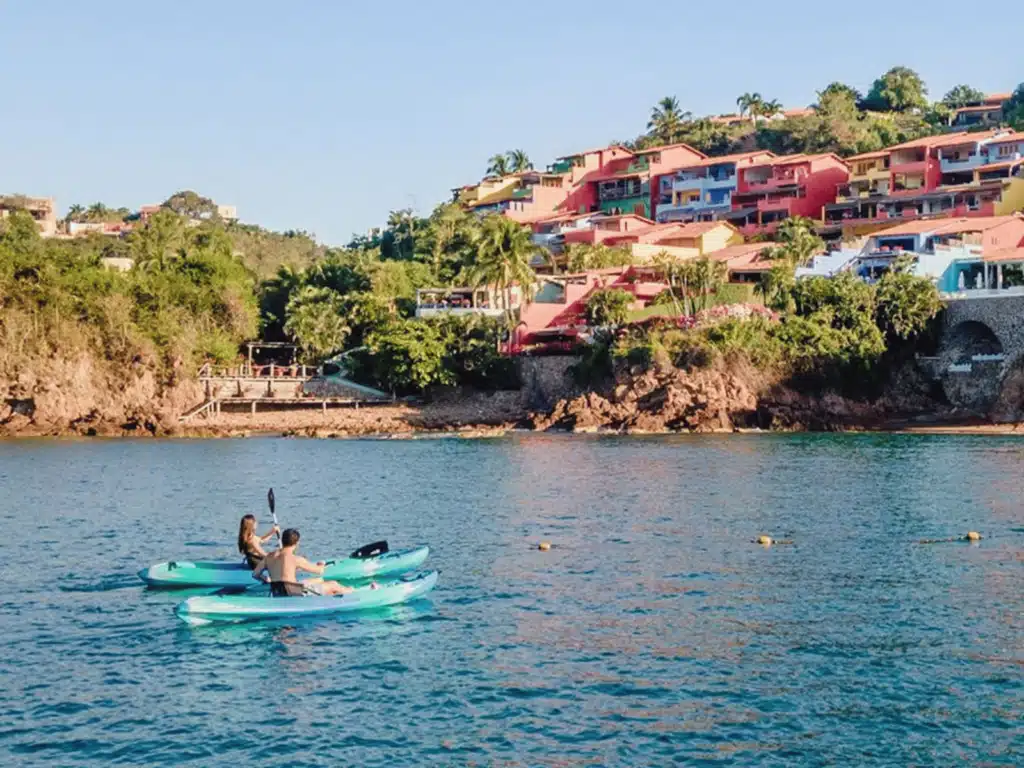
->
[268,487,281,545]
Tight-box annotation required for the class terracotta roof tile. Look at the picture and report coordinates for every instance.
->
[983,247,1024,263]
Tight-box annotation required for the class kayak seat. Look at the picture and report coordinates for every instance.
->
[270,581,308,598]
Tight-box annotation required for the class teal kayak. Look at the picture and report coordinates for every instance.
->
[139,545,429,589]
[176,571,439,625]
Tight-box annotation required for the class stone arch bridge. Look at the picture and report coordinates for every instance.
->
[929,292,1024,416]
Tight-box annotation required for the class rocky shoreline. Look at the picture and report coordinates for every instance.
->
[4,354,1020,439]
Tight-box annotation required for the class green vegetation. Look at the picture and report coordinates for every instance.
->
[599,266,941,397]
[0,209,257,382]
[1004,84,1024,129]
[631,67,1003,157]
[486,149,533,176]
[584,289,634,327]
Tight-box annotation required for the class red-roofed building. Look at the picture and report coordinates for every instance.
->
[949,93,1012,130]
[822,130,1024,236]
[580,142,706,219]
[728,154,849,234]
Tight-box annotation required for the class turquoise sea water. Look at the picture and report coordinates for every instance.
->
[0,434,1021,766]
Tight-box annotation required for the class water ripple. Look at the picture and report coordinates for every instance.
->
[0,434,1021,765]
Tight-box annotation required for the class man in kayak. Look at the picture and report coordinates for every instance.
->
[250,528,355,597]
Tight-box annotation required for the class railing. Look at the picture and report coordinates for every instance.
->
[415,307,506,318]
[941,286,1024,300]
[198,363,315,379]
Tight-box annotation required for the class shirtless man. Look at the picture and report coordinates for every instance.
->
[250,528,354,597]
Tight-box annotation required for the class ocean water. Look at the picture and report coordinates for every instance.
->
[0,434,1021,766]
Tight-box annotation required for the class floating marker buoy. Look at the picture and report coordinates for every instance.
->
[965,531,981,542]
[756,535,773,546]
[538,541,552,551]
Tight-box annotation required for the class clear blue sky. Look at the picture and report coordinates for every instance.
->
[0,1,1011,245]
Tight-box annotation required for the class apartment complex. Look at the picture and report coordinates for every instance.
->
[821,129,1024,236]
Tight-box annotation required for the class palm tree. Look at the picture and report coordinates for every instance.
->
[647,97,691,144]
[85,202,110,222]
[507,149,533,173]
[486,154,511,177]
[386,208,418,259]
[468,215,539,332]
[737,92,763,125]
[759,99,783,121]
[65,204,85,225]
[770,216,825,268]
[680,257,728,312]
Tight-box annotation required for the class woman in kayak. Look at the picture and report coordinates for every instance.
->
[237,514,280,570]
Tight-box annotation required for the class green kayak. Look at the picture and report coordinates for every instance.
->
[139,544,429,589]
[176,570,439,625]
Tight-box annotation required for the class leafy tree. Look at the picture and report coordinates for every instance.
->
[162,190,219,220]
[129,210,188,271]
[468,215,539,329]
[283,285,350,362]
[863,67,928,112]
[507,149,533,172]
[763,216,825,268]
[817,82,862,106]
[757,264,796,311]
[421,202,480,282]
[565,243,633,273]
[679,256,728,312]
[648,97,690,144]
[1004,83,1024,129]
[875,263,942,340]
[675,118,737,155]
[383,208,422,261]
[941,85,986,109]
[486,154,511,177]
[584,288,634,327]
[259,264,304,341]
[364,319,452,393]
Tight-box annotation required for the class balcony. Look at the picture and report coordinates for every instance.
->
[939,153,985,173]
[655,199,731,222]
[890,157,927,174]
[550,160,574,174]
[757,196,795,213]
[850,163,890,181]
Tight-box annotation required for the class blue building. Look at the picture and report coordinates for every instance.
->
[654,151,773,223]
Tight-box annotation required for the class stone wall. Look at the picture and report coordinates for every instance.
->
[515,356,579,411]
[938,295,1024,414]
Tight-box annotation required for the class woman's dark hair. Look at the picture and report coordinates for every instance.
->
[238,514,257,554]
[282,528,300,547]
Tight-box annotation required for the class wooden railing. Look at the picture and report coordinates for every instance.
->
[198,363,315,379]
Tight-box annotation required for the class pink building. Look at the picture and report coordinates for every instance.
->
[728,153,850,234]
[512,267,668,351]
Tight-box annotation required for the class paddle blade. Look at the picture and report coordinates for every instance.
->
[267,488,275,515]
[350,541,389,559]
